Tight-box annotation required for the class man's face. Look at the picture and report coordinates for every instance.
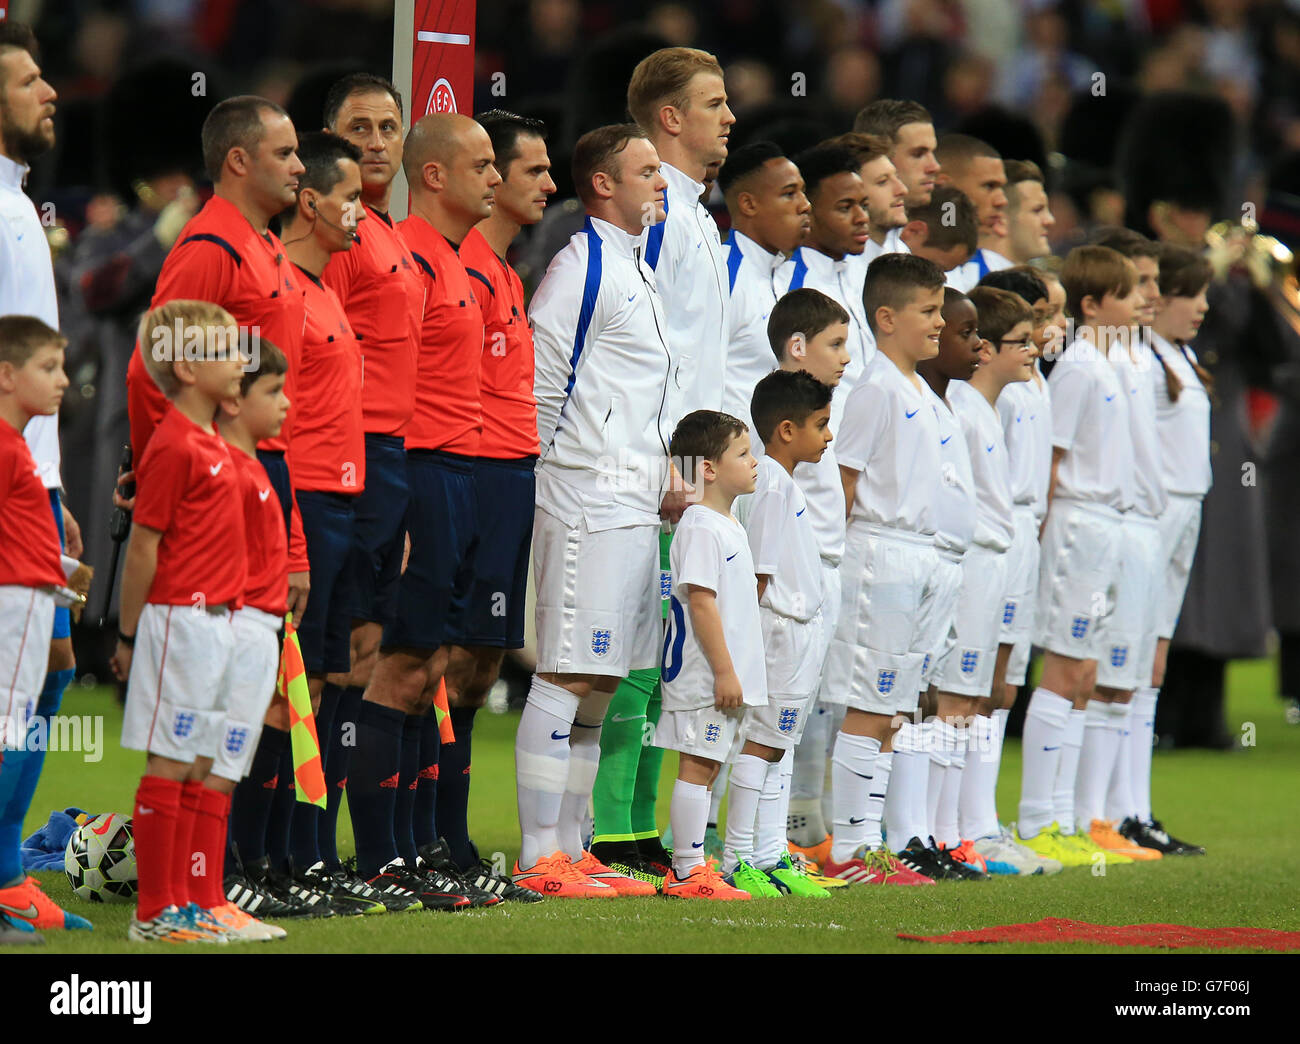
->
[1132,255,1160,326]
[0,48,56,163]
[891,121,939,207]
[331,89,404,197]
[1007,180,1054,260]
[313,158,365,253]
[938,296,981,379]
[609,136,667,230]
[2,342,67,417]
[860,155,908,235]
[248,112,305,214]
[747,157,811,255]
[947,155,1007,238]
[809,171,868,257]
[492,134,556,227]
[441,123,502,224]
[675,72,735,168]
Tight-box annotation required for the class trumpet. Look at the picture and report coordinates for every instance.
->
[1206,218,1300,337]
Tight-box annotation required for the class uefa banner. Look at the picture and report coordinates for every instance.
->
[391,0,478,217]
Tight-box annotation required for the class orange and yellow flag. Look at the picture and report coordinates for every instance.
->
[279,615,326,807]
[433,677,456,744]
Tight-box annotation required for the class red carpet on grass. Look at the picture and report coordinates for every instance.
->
[899,917,1300,951]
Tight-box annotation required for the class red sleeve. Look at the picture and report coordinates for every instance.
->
[286,485,310,573]
[153,237,240,305]
[133,439,188,535]
[321,242,360,301]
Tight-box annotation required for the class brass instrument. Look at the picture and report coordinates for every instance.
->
[1206,218,1300,338]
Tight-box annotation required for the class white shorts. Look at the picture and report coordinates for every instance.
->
[933,545,1010,698]
[762,606,825,698]
[211,606,281,782]
[654,705,745,763]
[1095,514,1161,691]
[999,507,1040,648]
[0,586,55,749]
[918,549,963,691]
[121,603,236,763]
[1034,500,1122,661]
[822,525,939,716]
[1156,494,1202,639]
[533,501,661,677]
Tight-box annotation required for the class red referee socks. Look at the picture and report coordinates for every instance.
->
[133,775,182,922]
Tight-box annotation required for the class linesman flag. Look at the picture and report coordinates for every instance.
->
[280,615,327,807]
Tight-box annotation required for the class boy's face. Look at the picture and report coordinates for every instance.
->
[1026,294,1050,358]
[1091,279,1143,331]
[885,285,946,362]
[184,351,247,405]
[239,373,290,441]
[709,430,757,498]
[1131,256,1160,326]
[1157,284,1210,343]
[809,171,868,256]
[1043,276,1067,339]
[988,319,1035,383]
[937,296,981,380]
[2,343,67,416]
[783,320,850,386]
[787,405,832,464]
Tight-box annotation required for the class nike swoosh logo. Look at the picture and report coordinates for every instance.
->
[940,435,952,445]
[691,841,704,848]
[1043,746,1059,751]
[0,901,38,919]
[986,444,995,453]
[627,293,637,302]
[850,771,872,780]
[905,409,919,419]
[1029,414,1036,420]
[725,552,738,562]
[551,731,571,741]
[1105,394,1116,402]
[610,713,645,723]
[258,488,271,502]
[1015,414,1023,423]
[209,462,223,476]
[849,817,866,825]
[796,507,806,516]
[90,817,115,836]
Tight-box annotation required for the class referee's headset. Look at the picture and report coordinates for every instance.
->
[308,198,360,242]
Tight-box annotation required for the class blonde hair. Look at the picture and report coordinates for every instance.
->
[137,299,239,399]
[627,47,724,133]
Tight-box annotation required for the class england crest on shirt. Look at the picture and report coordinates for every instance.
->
[224,726,250,756]
[877,669,897,695]
[591,629,612,656]
[777,707,799,734]
[174,712,196,739]
[1071,616,1090,640]
[960,650,979,675]
[1109,646,1128,668]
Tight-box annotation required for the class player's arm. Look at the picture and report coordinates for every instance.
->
[685,583,743,709]
[110,523,161,681]
[286,487,310,620]
[839,464,860,519]
[756,575,770,602]
[530,245,596,456]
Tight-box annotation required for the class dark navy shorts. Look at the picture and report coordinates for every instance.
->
[256,449,293,543]
[444,455,536,649]
[295,490,356,674]
[383,449,477,653]
[339,434,409,628]
[49,488,70,640]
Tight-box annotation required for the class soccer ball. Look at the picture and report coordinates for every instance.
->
[64,813,137,903]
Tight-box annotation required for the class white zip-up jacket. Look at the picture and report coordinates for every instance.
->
[644,161,729,414]
[722,229,784,432]
[532,214,683,521]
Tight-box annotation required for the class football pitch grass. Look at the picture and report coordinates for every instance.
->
[21,658,1300,954]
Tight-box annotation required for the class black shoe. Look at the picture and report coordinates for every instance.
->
[607,854,667,893]
[347,857,425,912]
[241,855,335,918]
[303,861,392,915]
[368,858,471,912]
[896,836,956,881]
[416,840,501,908]
[1120,816,1204,856]
[460,856,545,903]
[928,836,985,880]
[635,835,673,868]
[283,862,364,916]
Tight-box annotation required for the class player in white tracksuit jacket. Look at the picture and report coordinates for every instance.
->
[512,127,690,895]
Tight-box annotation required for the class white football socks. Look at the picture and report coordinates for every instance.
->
[723,753,766,870]
[1053,708,1086,834]
[754,755,788,869]
[959,712,1000,841]
[1105,700,1137,823]
[1017,687,1071,838]
[829,731,880,864]
[934,722,966,849]
[515,677,579,869]
[670,779,710,878]
[1074,699,1120,828]
[926,720,949,840]
[708,762,730,828]
[1131,687,1158,822]
[884,720,927,847]
[557,693,609,860]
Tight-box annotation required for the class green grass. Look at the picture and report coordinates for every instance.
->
[20,659,1300,953]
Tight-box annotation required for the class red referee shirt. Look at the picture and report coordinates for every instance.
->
[127,195,307,460]
[459,227,540,459]
[396,214,485,454]
[0,420,64,589]
[133,406,246,609]
[230,448,288,616]
[287,267,365,494]
[321,205,424,437]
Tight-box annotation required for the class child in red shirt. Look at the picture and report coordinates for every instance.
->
[111,300,250,944]
[0,315,88,943]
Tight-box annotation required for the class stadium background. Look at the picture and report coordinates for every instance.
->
[5,0,1300,952]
